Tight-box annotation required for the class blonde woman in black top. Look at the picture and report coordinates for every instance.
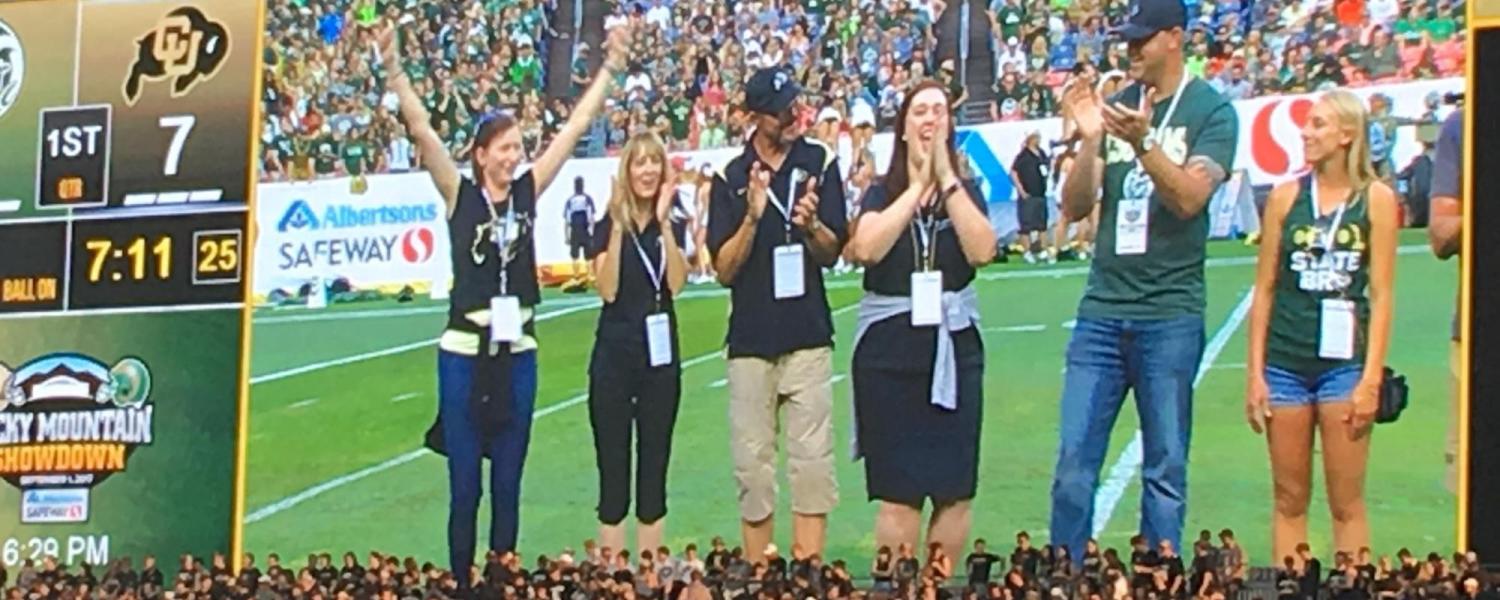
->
[589,132,688,557]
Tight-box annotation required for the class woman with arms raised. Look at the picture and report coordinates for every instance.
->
[378,20,632,591]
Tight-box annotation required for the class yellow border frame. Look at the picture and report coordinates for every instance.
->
[231,0,270,571]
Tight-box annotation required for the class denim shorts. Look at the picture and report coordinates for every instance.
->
[1265,364,1364,406]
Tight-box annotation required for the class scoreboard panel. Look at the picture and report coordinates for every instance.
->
[0,0,259,571]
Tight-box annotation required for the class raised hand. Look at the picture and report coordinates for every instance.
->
[746,161,771,221]
[791,178,820,231]
[605,23,631,72]
[377,23,401,79]
[656,160,678,225]
[930,118,956,188]
[1063,80,1105,140]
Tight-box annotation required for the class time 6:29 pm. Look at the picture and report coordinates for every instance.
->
[2,535,109,567]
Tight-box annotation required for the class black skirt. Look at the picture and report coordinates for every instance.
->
[852,316,985,507]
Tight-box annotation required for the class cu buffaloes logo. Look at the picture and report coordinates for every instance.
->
[122,6,229,106]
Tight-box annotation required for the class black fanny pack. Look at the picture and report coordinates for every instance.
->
[1375,366,1409,425]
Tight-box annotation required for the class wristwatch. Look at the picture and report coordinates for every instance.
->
[1136,135,1156,155]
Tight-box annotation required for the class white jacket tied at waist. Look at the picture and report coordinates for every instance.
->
[849,285,981,458]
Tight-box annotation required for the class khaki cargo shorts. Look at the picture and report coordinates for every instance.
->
[727,347,838,522]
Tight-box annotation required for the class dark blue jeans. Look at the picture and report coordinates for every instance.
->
[1049,315,1204,562]
[438,349,538,588]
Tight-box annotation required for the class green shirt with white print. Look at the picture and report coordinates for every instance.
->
[1080,77,1239,320]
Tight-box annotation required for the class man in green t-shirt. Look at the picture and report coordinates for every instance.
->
[1049,0,1239,562]
[313,130,341,177]
[340,132,374,176]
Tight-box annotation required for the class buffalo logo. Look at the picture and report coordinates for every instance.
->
[1122,165,1154,202]
[401,227,435,264]
[122,6,229,106]
[0,19,23,120]
[0,353,156,493]
[1250,97,1315,178]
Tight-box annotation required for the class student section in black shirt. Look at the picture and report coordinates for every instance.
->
[590,216,679,367]
[966,552,1000,585]
[707,137,847,358]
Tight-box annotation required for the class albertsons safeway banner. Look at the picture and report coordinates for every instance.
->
[252,78,1460,296]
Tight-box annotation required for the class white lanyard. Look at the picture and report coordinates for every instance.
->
[765,168,800,240]
[630,228,667,304]
[1309,176,1348,255]
[1148,75,1191,148]
[482,188,517,295]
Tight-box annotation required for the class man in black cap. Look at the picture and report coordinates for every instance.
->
[707,66,848,563]
[1049,0,1239,561]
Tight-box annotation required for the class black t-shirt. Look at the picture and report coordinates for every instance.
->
[966,553,1000,585]
[858,180,986,296]
[1011,147,1049,198]
[895,558,920,582]
[767,557,788,581]
[1300,560,1323,598]
[590,217,680,366]
[706,551,730,573]
[707,138,848,358]
[1011,548,1041,579]
[1131,551,1160,587]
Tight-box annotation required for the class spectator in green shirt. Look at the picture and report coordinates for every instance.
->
[340,133,374,176]
[1421,3,1458,43]
[510,40,545,92]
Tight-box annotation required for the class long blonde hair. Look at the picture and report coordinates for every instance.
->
[610,132,669,225]
[1317,90,1378,191]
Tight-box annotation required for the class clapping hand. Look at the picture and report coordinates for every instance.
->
[1102,87,1155,152]
[656,160,678,225]
[791,178,820,231]
[746,162,771,221]
[1062,80,1105,140]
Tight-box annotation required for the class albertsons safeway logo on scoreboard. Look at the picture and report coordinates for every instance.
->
[0,353,155,523]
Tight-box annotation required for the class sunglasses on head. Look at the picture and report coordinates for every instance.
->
[473,110,513,137]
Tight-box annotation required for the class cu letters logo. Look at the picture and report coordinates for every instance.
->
[122,6,230,106]
[401,227,435,264]
[1250,97,1315,178]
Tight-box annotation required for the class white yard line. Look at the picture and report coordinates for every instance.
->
[1089,288,1255,537]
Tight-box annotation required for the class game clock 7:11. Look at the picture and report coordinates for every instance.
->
[67,212,245,310]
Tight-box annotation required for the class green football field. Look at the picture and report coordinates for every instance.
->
[242,230,1457,568]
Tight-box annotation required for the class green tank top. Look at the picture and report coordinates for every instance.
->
[1267,176,1372,375]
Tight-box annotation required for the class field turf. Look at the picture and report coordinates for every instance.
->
[243,230,1456,567]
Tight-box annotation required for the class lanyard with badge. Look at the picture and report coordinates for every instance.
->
[1115,75,1189,257]
[484,190,524,344]
[909,200,943,327]
[767,167,808,300]
[630,228,674,367]
[1310,178,1357,361]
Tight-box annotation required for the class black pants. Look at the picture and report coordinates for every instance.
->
[588,348,681,524]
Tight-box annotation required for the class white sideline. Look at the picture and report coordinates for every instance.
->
[1089,288,1256,537]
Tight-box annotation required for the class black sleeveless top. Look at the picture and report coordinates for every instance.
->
[447,173,542,335]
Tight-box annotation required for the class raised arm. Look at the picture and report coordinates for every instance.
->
[379,25,461,215]
[531,26,632,194]
[1061,82,1106,222]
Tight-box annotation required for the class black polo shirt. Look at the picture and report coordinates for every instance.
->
[708,137,848,358]
[589,216,679,367]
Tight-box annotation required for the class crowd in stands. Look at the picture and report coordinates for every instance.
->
[2,532,1495,600]
[255,0,1466,181]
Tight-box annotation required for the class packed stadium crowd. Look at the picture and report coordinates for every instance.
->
[256,0,1465,181]
[1,533,1495,600]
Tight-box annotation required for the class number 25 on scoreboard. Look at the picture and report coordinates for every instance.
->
[192,230,241,285]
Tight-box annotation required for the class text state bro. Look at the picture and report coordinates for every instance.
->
[1049,0,1239,562]
[707,67,848,563]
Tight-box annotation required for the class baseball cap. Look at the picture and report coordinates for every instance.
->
[1112,0,1187,41]
[743,68,802,115]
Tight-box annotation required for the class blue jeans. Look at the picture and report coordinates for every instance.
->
[438,349,538,588]
[1049,316,1205,562]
